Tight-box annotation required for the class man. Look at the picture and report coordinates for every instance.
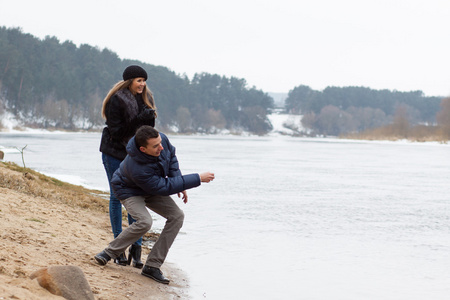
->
[94,125,214,284]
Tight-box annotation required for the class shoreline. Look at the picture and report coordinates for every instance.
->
[0,162,190,299]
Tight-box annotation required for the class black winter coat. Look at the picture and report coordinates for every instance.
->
[99,89,155,160]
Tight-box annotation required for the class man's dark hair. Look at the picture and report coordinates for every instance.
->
[135,125,159,148]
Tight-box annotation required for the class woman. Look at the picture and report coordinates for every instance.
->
[99,65,156,268]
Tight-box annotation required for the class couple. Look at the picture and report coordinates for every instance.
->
[96,65,214,284]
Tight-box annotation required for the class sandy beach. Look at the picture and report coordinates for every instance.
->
[0,162,190,299]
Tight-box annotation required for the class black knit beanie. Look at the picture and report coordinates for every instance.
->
[122,65,148,81]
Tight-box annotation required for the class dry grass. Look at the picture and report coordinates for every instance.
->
[344,124,450,143]
[0,160,160,254]
[0,162,179,299]
[0,161,110,213]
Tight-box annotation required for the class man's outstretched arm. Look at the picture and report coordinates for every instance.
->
[178,172,215,204]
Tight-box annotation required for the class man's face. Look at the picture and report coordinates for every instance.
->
[139,135,164,157]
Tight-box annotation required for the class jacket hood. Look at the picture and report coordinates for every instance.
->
[126,136,159,165]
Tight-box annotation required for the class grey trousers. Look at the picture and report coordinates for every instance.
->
[104,195,184,268]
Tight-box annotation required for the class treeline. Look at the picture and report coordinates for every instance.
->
[0,27,273,134]
[1,26,447,138]
[346,97,450,141]
[285,85,445,136]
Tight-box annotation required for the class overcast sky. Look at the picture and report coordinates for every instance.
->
[1,0,449,97]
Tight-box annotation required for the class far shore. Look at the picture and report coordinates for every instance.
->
[1,111,449,142]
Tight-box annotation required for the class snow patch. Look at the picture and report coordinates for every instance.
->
[267,112,304,135]
[0,110,20,131]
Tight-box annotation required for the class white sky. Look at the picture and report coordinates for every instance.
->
[1,0,449,96]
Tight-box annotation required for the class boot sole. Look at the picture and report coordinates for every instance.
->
[132,262,144,269]
[94,255,108,266]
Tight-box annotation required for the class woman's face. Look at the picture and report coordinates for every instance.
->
[129,77,146,94]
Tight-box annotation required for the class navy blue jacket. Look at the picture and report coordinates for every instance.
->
[111,133,200,200]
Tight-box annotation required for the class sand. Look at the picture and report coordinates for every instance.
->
[0,163,190,299]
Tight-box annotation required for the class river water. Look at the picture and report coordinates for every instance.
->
[1,132,449,300]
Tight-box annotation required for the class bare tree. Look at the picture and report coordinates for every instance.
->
[392,104,410,137]
[176,106,193,133]
[436,97,450,138]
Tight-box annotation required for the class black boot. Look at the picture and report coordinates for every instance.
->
[128,244,144,269]
[94,250,111,266]
[141,265,170,284]
[114,252,128,266]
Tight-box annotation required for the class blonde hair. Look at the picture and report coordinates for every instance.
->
[101,79,157,119]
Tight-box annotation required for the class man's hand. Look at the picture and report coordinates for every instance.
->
[200,172,215,183]
[178,190,188,204]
